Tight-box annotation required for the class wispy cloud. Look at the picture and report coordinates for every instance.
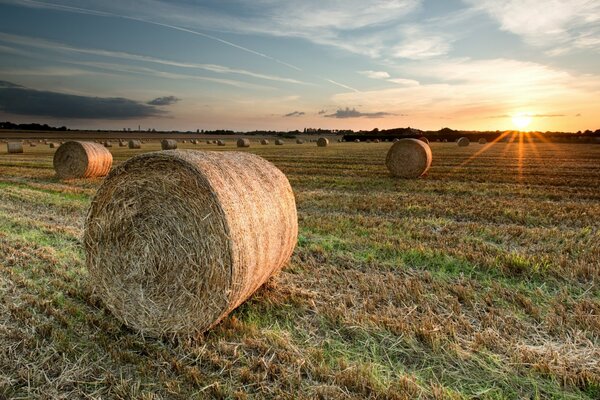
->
[284,111,305,117]
[324,107,393,118]
[358,70,391,79]
[148,96,179,106]
[0,80,162,119]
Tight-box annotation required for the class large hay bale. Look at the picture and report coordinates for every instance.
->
[418,137,429,144]
[275,139,284,145]
[385,138,432,179]
[84,150,298,337]
[7,142,23,154]
[260,139,269,145]
[457,137,470,147]
[237,138,250,148]
[129,140,141,149]
[217,140,226,146]
[317,137,329,147]
[161,139,178,150]
[478,138,487,144]
[53,141,113,179]
[296,139,304,144]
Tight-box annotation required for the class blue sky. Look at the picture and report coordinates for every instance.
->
[0,0,598,131]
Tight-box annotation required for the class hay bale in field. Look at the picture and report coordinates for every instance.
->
[104,141,113,148]
[260,139,269,145]
[84,150,298,337]
[442,139,448,142]
[129,140,142,149]
[393,138,400,142]
[49,142,58,148]
[119,140,127,147]
[457,137,470,147]
[418,137,429,144]
[237,138,250,148]
[385,138,432,179]
[191,139,198,145]
[7,142,23,154]
[275,139,284,145]
[317,137,329,147]
[53,141,113,179]
[217,140,226,146]
[478,138,487,144]
[161,139,178,150]
[373,139,380,143]
[296,139,304,144]
[206,140,212,144]
[29,142,37,147]
[182,140,187,144]
[354,139,360,143]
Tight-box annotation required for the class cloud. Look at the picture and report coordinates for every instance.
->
[318,109,327,115]
[388,78,420,86]
[392,27,453,59]
[324,107,393,118]
[147,96,180,106]
[358,70,391,79]
[284,111,305,117]
[0,81,162,119]
[464,0,600,53]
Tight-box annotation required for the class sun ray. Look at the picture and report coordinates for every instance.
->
[518,131,524,182]
[455,130,512,169]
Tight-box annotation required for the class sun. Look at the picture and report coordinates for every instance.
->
[512,113,532,130]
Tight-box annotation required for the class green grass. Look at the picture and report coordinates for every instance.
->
[0,139,599,399]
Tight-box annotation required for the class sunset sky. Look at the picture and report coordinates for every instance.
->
[0,0,598,132]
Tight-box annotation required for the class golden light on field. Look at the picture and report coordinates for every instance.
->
[512,113,532,130]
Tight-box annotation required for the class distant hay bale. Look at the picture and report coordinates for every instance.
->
[296,139,304,144]
[206,140,212,144]
[237,138,250,148]
[84,150,298,337]
[53,141,113,179]
[261,139,269,145]
[191,139,198,145]
[418,137,429,144]
[478,138,487,144]
[129,140,141,149]
[104,141,113,148]
[385,138,432,179]
[442,139,448,142]
[457,137,470,147]
[217,140,226,146]
[354,139,360,143]
[317,137,329,147]
[182,140,187,144]
[49,142,58,148]
[275,139,284,145]
[29,142,37,147]
[212,140,218,144]
[373,139,380,143]
[7,142,23,154]
[119,140,127,147]
[393,138,400,142]
[161,139,178,150]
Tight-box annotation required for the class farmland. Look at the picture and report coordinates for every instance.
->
[0,138,599,399]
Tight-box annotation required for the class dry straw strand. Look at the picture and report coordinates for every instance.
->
[385,138,432,179]
[84,150,298,337]
[53,141,113,179]
[161,139,178,150]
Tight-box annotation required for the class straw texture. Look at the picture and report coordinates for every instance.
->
[161,139,178,150]
[237,138,250,148]
[457,137,470,147]
[317,138,329,147]
[84,150,298,337]
[385,138,432,179]
[7,142,23,153]
[53,141,113,179]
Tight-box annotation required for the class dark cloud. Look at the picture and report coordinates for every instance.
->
[324,107,392,119]
[318,109,327,115]
[0,81,163,119]
[147,96,180,106]
[284,111,305,117]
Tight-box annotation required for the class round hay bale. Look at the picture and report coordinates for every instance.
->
[191,139,198,145]
[354,139,360,143]
[418,137,429,144]
[442,139,448,142]
[457,137,470,147]
[237,138,250,148]
[104,141,113,148]
[182,140,187,144]
[275,139,284,145]
[53,141,113,179]
[119,140,127,147]
[129,140,141,149]
[49,142,58,149]
[260,139,269,145]
[317,137,329,147]
[373,139,380,143]
[217,140,226,146]
[385,138,432,179]
[84,150,298,337]
[161,139,178,150]
[206,140,212,144]
[29,142,37,147]
[212,140,218,144]
[7,142,23,154]
[478,138,487,144]
[296,139,304,144]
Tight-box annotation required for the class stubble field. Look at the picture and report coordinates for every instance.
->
[0,138,599,399]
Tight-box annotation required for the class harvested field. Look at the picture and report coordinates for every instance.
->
[0,139,599,399]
